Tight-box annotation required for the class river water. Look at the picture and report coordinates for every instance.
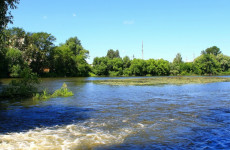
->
[0,77,230,149]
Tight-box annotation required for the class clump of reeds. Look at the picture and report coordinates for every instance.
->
[33,83,74,100]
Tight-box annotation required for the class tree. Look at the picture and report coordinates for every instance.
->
[108,58,123,76]
[194,54,220,75]
[72,51,90,76]
[170,53,183,75]
[0,0,20,29]
[25,32,56,74]
[6,48,24,77]
[123,56,131,69]
[0,1,20,76]
[65,37,82,55]
[106,49,120,59]
[0,47,8,77]
[51,45,75,76]
[201,46,221,56]
[93,57,109,76]
[50,37,90,77]
[0,0,20,51]
[180,62,194,75]
[5,27,26,51]
[130,59,147,76]
[146,59,157,76]
[64,37,89,76]
[156,59,170,76]
[173,53,183,65]
[216,54,230,72]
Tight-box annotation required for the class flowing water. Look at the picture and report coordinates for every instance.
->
[0,77,230,149]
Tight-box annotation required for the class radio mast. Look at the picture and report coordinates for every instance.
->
[142,40,143,59]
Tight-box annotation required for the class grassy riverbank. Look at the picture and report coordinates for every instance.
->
[93,77,230,86]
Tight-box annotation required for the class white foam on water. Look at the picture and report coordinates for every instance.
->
[0,122,134,150]
[137,123,145,128]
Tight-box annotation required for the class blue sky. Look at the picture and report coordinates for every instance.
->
[9,0,230,63]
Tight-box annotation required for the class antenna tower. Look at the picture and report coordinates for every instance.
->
[142,40,143,59]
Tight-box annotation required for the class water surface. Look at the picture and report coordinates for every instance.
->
[0,77,230,149]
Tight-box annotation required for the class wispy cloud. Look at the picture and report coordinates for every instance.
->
[43,16,47,19]
[123,20,134,25]
[73,13,76,17]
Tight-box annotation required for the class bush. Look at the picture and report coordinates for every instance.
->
[51,83,74,97]
[0,68,40,98]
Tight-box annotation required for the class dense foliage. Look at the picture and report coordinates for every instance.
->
[1,28,230,78]
[0,68,40,98]
[0,27,90,77]
[2,0,228,99]
[92,48,230,76]
[0,0,19,29]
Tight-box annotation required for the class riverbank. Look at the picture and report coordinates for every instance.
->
[93,76,230,86]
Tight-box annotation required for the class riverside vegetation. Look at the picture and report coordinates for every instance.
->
[0,27,230,79]
[33,83,74,100]
[0,71,73,99]
[93,76,230,86]
[1,28,230,98]
[1,1,230,98]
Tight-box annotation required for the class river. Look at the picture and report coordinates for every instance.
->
[0,77,230,149]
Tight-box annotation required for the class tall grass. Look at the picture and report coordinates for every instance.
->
[33,83,74,100]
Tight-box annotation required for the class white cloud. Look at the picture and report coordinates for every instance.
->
[73,13,76,17]
[123,20,134,25]
[43,16,47,19]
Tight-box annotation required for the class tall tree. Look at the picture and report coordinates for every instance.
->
[65,36,82,55]
[107,57,123,76]
[130,59,147,76]
[26,32,56,74]
[173,53,183,65]
[156,59,170,76]
[106,49,120,59]
[0,0,19,29]
[194,54,220,75]
[201,46,221,56]
[4,27,26,50]
[93,57,109,76]
[50,37,90,77]
[0,47,8,77]
[146,59,157,76]
[0,0,20,76]
[170,53,183,75]
[123,56,131,69]
[216,54,230,72]
[6,48,24,77]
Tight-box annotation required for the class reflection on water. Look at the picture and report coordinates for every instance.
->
[0,77,230,149]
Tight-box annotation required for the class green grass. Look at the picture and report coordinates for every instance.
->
[33,83,74,100]
[93,76,230,86]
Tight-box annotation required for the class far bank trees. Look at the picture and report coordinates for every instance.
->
[1,27,90,77]
[92,47,230,76]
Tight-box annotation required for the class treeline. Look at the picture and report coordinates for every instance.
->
[0,27,90,77]
[1,27,230,78]
[92,47,230,76]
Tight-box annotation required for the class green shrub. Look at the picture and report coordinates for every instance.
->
[0,68,39,98]
[51,83,74,97]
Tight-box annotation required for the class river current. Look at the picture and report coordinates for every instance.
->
[0,77,230,149]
